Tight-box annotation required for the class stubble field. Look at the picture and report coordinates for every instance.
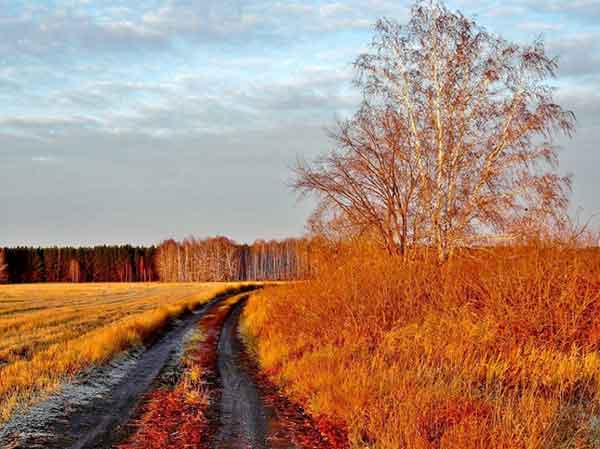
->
[0,282,243,422]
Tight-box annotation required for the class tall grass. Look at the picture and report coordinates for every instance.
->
[241,242,600,448]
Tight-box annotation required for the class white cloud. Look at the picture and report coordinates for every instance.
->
[31,155,57,162]
[547,32,600,77]
[516,21,563,31]
[0,0,598,241]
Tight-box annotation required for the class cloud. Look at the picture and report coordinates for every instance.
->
[0,78,21,93]
[516,21,564,31]
[31,155,58,163]
[529,0,600,21]
[1,65,358,139]
[0,0,411,71]
[557,81,600,126]
[477,0,600,22]
[0,116,104,138]
[0,124,322,245]
[139,0,279,44]
[0,11,167,61]
[1,0,599,244]
[487,5,528,17]
[547,32,600,78]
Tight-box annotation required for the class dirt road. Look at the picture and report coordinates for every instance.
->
[0,294,229,449]
[214,299,275,448]
[0,290,344,449]
[212,298,342,449]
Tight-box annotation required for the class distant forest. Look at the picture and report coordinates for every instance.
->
[0,237,312,283]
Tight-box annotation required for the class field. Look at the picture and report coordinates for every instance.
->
[241,243,600,449]
[0,282,244,422]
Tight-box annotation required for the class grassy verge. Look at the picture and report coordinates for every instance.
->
[241,243,600,449]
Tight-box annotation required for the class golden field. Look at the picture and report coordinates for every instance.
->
[0,282,243,422]
[242,243,600,449]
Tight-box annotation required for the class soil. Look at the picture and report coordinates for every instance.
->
[214,299,272,448]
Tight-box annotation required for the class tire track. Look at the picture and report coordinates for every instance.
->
[212,299,342,449]
[1,287,344,449]
[0,293,234,449]
[214,299,272,448]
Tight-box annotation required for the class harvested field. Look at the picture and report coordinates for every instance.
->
[0,282,248,422]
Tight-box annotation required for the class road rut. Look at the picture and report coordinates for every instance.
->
[1,289,344,449]
[215,299,275,448]
[212,299,339,449]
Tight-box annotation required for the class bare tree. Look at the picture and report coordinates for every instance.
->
[68,258,80,283]
[294,1,575,261]
[0,248,8,283]
[296,105,422,256]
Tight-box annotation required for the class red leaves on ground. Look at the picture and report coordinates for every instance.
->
[313,416,349,449]
[116,303,229,449]
[118,386,210,449]
[242,348,349,449]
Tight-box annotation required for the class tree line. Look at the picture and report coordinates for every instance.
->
[0,237,313,284]
[154,237,312,282]
[0,246,157,283]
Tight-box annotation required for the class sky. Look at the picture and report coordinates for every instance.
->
[1,0,599,246]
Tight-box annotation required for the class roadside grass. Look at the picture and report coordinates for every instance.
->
[0,282,249,422]
[241,243,600,449]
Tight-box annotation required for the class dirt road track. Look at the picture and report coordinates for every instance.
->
[0,295,226,449]
[214,299,273,448]
[0,289,345,449]
[212,298,342,449]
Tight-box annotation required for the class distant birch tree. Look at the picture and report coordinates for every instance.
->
[294,1,575,261]
[0,248,8,283]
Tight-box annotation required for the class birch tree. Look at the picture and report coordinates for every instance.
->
[294,1,575,261]
[0,248,8,283]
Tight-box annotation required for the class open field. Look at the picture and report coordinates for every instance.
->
[0,282,247,422]
[242,244,600,449]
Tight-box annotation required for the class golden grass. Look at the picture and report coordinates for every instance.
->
[241,243,600,449]
[0,282,246,422]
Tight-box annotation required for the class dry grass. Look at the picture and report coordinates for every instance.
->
[241,243,600,449]
[0,282,246,422]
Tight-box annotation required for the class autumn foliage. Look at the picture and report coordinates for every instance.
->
[241,241,600,448]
